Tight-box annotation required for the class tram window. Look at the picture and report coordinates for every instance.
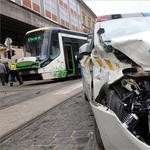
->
[50,32,60,60]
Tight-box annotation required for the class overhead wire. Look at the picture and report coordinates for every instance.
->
[89,1,101,16]
[136,0,140,13]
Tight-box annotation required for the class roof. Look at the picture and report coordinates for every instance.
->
[26,27,52,35]
[25,27,87,37]
[78,0,97,18]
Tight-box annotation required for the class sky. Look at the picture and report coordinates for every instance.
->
[83,1,150,16]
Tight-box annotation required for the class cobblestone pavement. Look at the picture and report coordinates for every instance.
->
[0,93,100,150]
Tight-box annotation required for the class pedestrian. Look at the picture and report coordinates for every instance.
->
[0,60,6,86]
[4,62,10,84]
[10,59,23,87]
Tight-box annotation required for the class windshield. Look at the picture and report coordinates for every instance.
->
[101,17,150,41]
[24,31,49,61]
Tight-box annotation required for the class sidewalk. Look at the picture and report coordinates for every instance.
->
[0,81,83,139]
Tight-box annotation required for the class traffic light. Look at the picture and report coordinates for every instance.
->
[7,50,16,59]
[12,50,16,56]
[7,50,11,59]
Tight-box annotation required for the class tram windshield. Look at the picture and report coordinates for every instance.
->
[24,31,49,61]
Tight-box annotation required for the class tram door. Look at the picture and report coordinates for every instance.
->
[64,44,75,75]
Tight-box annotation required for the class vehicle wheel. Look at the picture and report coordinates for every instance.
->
[84,92,88,101]
[95,120,105,150]
[94,83,110,149]
[96,83,110,106]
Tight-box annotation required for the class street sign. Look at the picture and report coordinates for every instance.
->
[4,38,13,64]
[5,38,12,47]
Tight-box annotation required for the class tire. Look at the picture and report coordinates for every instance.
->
[95,121,105,150]
[96,83,110,106]
[94,83,110,149]
[84,92,88,101]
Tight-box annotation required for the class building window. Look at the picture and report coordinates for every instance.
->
[92,21,95,27]
[60,7,65,26]
[60,7,69,28]
[63,0,68,10]
[22,0,40,13]
[71,15,78,31]
[79,20,82,31]
[82,15,86,25]
[70,0,77,16]
[44,0,57,22]
[77,4,80,15]
[45,0,51,19]
[88,19,91,28]
[32,0,39,5]
[65,10,69,27]
[50,32,60,60]
[59,0,68,10]
[51,0,57,22]
[32,0,40,13]
[22,0,32,8]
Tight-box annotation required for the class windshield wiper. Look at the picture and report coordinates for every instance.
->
[104,40,111,43]
[36,57,41,61]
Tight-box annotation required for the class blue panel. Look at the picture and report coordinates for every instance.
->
[142,13,150,17]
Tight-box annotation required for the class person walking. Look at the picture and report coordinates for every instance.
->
[4,62,10,84]
[0,60,6,86]
[10,59,23,87]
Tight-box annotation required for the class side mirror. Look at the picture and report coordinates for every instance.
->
[79,43,91,56]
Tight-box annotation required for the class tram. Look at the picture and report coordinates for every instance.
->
[17,27,87,81]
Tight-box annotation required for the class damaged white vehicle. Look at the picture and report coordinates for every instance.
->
[80,13,150,149]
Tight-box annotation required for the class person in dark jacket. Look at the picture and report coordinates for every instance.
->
[0,60,6,86]
[4,62,10,84]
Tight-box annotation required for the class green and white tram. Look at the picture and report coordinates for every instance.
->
[17,27,87,81]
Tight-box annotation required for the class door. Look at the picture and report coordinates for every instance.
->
[64,44,75,75]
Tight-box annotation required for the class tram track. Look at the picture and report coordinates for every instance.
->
[0,78,81,110]
[0,92,82,143]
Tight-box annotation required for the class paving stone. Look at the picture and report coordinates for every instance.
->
[49,124,69,131]
[82,107,93,113]
[67,124,84,130]
[79,120,94,126]
[55,131,73,138]
[18,139,38,147]
[40,121,55,129]
[71,137,90,144]
[0,146,19,150]
[67,120,81,126]
[72,130,89,137]
[76,145,96,150]
[50,137,72,145]
[82,123,94,130]
[35,145,56,150]
[52,120,68,127]
[21,131,42,140]
[89,136,98,145]
[38,131,58,139]
[33,138,54,146]
[95,145,101,150]
[18,146,37,150]
[55,145,76,150]
[0,93,99,149]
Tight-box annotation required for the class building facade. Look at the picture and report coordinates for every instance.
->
[0,0,96,63]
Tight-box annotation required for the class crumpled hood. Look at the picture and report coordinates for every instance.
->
[111,30,150,71]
